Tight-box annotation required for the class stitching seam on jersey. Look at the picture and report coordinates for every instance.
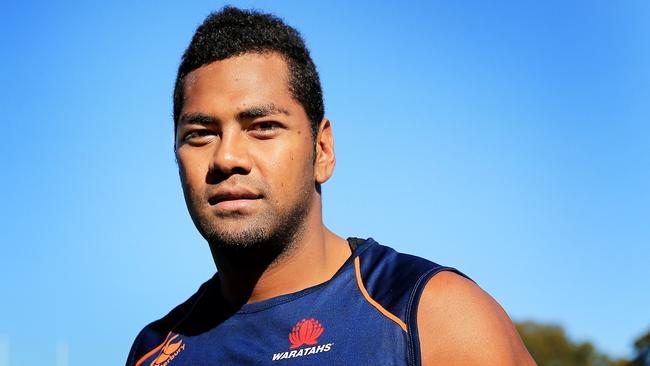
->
[354,256,408,332]
[406,267,446,366]
[236,240,377,314]
[235,285,324,314]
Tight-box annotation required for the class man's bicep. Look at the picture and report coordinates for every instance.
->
[416,271,535,366]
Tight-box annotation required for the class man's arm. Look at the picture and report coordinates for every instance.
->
[417,271,536,365]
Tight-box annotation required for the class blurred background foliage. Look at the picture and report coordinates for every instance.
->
[517,321,650,366]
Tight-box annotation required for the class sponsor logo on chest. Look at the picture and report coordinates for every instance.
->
[150,334,186,366]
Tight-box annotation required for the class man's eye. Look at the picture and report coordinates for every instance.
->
[183,130,215,142]
[249,122,281,137]
[253,122,278,131]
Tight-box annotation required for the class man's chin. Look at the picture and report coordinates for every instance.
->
[204,229,272,249]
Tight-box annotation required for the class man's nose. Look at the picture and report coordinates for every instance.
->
[209,127,253,176]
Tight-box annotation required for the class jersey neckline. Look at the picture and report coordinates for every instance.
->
[227,237,376,314]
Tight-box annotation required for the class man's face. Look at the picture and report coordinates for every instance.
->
[175,52,320,249]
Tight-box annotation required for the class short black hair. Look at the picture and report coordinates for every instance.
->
[173,6,324,140]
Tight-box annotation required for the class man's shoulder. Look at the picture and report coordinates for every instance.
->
[355,237,468,299]
[353,238,468,330]
[357,239,534,364]
[416,268,535,365]
[357,238,464,278]
[125,277,215,365]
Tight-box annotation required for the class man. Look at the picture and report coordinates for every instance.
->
[127,6,535,366]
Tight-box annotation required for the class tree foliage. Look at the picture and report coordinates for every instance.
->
[516,321,630,366]
[629,328,650,366]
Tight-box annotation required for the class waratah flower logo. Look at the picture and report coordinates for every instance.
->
[289,318,324,349]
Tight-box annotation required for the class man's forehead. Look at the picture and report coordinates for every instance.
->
[182,53,293,105]
[178,52,308,124]
[183,52,290,87]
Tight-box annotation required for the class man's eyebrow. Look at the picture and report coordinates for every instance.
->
[178,104,289,126]
[237,103,290,120]
[178,113,218,126]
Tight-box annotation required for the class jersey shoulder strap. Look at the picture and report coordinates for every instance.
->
[352,237,468,366]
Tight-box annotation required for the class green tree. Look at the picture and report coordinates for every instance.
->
[516,321,628,366]
[629,329,650,366]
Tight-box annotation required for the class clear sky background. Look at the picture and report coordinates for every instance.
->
[1,1,648,365]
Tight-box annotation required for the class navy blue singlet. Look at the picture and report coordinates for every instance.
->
[127,238,464,366]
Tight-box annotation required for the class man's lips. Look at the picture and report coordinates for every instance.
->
[208,188,262,208]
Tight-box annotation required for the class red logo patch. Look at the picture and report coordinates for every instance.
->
[289,318,324,349]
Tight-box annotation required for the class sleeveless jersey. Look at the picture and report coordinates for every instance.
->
[126,238,464,366]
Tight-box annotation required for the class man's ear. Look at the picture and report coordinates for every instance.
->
[314,118,336,184]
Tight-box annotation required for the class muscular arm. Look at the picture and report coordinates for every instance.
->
[417,271,536,365]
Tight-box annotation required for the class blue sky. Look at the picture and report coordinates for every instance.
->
[1,1,648,365]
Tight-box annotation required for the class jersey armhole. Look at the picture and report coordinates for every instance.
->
[405,267,470,366]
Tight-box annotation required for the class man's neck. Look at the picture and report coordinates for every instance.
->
[210,214,351,308]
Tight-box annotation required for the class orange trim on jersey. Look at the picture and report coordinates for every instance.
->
[354,256,408,332]
[135,331,172,366]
